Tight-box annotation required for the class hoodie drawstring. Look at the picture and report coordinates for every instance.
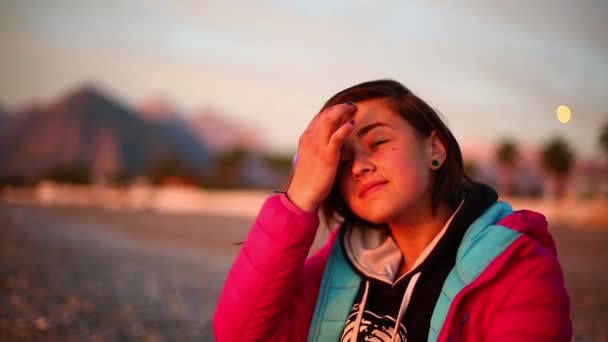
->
[392,272,421,342]
[349,273,421,342]
[350,280,370,342]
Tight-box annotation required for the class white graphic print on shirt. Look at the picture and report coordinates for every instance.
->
[340,304,407,342]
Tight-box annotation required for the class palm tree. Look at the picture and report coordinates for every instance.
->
[600,121,608,159]
[540,137,575,198]
[495,139,518,195]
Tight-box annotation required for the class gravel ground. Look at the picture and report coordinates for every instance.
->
[0,203,607,341]
[0,204,246,341]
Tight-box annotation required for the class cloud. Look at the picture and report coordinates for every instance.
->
[0,0,606,155]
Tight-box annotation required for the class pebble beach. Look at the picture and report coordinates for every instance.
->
[1,201,606,341]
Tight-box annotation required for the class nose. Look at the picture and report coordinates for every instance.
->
[351,155,375,179]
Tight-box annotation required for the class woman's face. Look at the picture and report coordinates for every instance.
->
[337,98,434,224]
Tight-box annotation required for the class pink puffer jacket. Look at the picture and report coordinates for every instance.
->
[213,194,571,341]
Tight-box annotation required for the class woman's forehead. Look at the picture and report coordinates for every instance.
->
[353,98,396,121]
[352,104,404,134]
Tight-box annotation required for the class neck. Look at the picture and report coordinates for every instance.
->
[388,197,454,276]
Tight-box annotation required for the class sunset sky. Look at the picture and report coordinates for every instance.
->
[1,0,607,156]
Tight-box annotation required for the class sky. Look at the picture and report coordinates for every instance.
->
[1,0,607,157]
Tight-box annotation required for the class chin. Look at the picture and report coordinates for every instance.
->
[351,203,398,225]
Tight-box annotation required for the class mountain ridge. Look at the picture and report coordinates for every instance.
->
[0,85,214,183]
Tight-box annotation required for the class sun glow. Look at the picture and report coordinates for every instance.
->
[556,105,571,124]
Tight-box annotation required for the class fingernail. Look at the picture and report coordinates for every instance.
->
[346,101,354,106]
[292,152,298,166]
[349,120,355,125]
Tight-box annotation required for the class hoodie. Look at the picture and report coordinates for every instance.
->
[339,183,497,341]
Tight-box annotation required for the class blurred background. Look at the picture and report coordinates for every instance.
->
[1,0,607,341]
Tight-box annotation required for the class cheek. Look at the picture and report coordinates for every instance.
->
[384,147,426,182]
[380,147,407,170]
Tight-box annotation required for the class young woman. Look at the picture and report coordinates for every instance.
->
[213,80,571,341]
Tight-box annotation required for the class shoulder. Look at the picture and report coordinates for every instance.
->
[498,209,557,253]
[482,235,572,340]
[490,207,564,294]
[481,210,572,340]
[456,205,567,303]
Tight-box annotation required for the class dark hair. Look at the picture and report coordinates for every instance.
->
[320,79,472,227]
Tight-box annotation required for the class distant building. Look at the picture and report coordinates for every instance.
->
[569,159,608,198]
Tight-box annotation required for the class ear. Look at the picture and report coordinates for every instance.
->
[427,130,447,170]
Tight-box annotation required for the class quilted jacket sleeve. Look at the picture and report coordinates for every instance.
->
[213,194,334,342]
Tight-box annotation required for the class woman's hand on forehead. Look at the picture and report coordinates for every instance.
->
[286,102,357,212]
[310,102,357,145]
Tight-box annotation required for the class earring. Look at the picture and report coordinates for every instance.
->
[431,160,440,168]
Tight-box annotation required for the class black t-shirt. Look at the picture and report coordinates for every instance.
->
[340,183,498,342]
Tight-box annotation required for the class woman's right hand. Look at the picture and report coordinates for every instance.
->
[286,102,357,212]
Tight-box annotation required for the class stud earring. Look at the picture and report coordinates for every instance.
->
[431,160,440,168]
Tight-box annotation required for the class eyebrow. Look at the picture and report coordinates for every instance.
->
[356,121,391,138]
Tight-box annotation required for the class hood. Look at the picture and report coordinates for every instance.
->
[343,223,404,284]
[342,182,501,285]
[342,182,505,285]
[343,203,463,285]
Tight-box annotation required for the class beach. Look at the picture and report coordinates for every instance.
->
[1,201,606,341]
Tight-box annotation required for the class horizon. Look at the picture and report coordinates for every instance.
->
[1,0,607,157]
[0,81,602,162]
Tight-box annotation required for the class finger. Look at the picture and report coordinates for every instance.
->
[318,102,357,142]
[310,102,355,131]
[328,120,356,152]
[323,101,357,123]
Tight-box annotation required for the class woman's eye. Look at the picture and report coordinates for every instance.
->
[371,139,388,148]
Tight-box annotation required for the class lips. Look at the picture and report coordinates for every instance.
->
[359,180,388,198]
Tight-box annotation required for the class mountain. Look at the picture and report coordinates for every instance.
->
[189,109,263,152]
[0,85,213,183]
[137,97,213,172]
[137,97,179,122]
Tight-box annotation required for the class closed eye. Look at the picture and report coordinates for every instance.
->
[371,139,388,148]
